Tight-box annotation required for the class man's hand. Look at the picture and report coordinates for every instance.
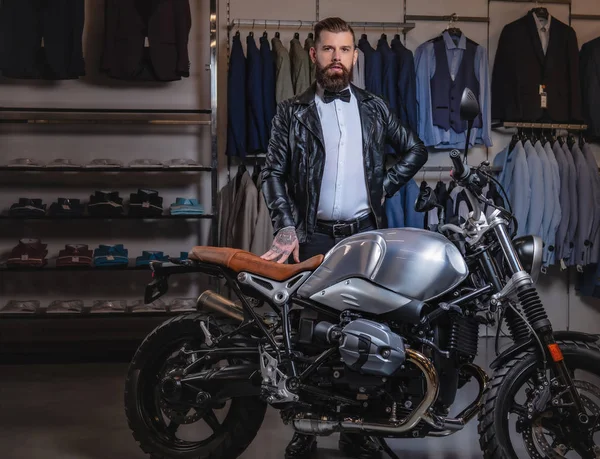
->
[261,227,300,263]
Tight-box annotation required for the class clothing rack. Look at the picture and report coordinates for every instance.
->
[420,165,502,172]
[500,122,588,130]
[571,14,600,21]
[488,0,571,4]
[404,14,490,23]
[227,19,416,32]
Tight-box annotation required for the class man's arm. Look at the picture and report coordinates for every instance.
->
[260,101,300,263]
[382,101,428,198]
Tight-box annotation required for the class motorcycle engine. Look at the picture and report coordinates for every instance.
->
[315,319,406,377]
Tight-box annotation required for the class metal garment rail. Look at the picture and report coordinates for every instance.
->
[228,19,416,32]
[500,122,588,130]
[420,166,502,172]
[571,14,600,21]
[488,0,571,4]
[405,14,490,23]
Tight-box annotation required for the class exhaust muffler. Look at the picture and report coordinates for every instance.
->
[197,290,244,322]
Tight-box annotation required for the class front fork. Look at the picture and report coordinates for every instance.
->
[492,221,588,420]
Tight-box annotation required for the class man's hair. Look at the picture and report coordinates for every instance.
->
[314,17,355,46]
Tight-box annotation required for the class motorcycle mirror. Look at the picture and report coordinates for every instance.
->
[459,88,480,161]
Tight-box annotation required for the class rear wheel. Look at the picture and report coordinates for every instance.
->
[479,340,600,458]
[124,313,267,459]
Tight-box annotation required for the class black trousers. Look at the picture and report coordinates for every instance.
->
[299,222,376,262]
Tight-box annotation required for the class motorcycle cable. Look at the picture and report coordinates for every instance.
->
[507,301,548,369]
[477,168,519,239]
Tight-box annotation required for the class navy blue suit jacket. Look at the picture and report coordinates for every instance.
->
[226,33,246,157]
[246,33,268,153]
[260,34,276,138]
[358,36,383,97]
[391,36,418,133]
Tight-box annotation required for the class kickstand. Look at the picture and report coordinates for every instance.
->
[373,437,401,459]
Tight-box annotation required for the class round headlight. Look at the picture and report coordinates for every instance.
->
[512,235,543,283]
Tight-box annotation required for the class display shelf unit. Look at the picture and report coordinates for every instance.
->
[0,214,214,220]
[0,0,220,361]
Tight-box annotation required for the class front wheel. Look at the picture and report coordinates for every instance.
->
[124,313,267,459]
[479,341,600,458]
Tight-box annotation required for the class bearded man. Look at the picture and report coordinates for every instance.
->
[259,17,428,459]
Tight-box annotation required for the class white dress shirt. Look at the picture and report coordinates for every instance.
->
[315,85,370,221]
[533,13,552,55]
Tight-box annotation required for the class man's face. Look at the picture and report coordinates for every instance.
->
[310,30,357,92]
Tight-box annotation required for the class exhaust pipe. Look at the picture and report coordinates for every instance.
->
[197,290,244,322]
[292,348,440,436]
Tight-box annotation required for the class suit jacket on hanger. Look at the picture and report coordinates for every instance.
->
[492,12,582,122]
[226,33,246,157]
[271,36,294,103]
[101,0,191,81]
[580,37,600,137]
[0,0,85,79]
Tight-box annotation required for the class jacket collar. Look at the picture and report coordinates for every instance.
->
[526,11,547,67]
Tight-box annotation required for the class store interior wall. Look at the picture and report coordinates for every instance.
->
[217,0,600,335]
[0,0,598,335]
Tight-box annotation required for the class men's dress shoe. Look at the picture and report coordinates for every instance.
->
[339,433,382,459]
[285,433,317,459]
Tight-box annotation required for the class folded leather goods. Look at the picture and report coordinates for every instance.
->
[9,198,46,217]
[6,239,48,268]
[0,300,40,314]
[93,244,129,267]
[135,251,169,267]
[169,198,204,215]
[129,298,167,313]
[88,191,124,217]
[129,189,164,217]
[49,198,85,217]
[91,300,126,313]
[170,298,196,312]
[47,300,84,313]
[56,244,93,268]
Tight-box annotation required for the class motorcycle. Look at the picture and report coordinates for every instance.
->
[125,89,600,459]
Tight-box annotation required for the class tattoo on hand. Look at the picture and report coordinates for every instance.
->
[272,227,298,252]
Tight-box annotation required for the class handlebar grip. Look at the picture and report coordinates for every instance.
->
[449,149,468,181]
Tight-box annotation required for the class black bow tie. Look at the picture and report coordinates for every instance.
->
[323,88,351,104]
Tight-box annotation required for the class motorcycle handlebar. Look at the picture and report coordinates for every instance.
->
[449,149,469,181]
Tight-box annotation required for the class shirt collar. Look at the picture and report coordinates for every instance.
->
[442,31,466,50]
[315,83,352,102]
[533,13,551,32]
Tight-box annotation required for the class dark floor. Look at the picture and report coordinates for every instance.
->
[0,363,521,459]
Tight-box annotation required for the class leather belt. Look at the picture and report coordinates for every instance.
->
[315,213,374,238]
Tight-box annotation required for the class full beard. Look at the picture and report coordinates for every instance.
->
[315,62,353,93]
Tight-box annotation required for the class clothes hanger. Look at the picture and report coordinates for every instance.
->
[531,1,549,20]
[235,161,247,195]
[567,132,576,150]
[275,21,280,39]
[381,24,387,41]
[294,21,302,40]
[263,20,267,38]
[308,32,314,39]
[252,163,262,186]
[249,20,255,38]
[361,25,367,41]
[445,13,462,37]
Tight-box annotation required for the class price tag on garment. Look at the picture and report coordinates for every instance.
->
[72,256,79,263]
[144,36,150,47]
[62,205,70,210]
[560,259,567,270]
[21,254,28,261]
[142,202,150,208]
[539,84,547,109]
[107,255,115,261]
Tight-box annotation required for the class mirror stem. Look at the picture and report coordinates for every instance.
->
[464,120,474,161]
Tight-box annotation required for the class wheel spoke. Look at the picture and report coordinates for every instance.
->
[166,421,180,437]
[203,410,221,432]
[510,402,529,417]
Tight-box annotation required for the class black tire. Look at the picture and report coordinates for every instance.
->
[478,340,600,458]
[124,313,267,459]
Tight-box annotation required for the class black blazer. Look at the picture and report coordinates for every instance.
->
[581,37,600,137]
[101,0,191,81]
[0,0,85,79]
[492,12,582,122]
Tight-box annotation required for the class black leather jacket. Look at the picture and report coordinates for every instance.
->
[261,83,428,243]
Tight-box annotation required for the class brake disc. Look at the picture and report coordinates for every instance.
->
[523,380,600,458]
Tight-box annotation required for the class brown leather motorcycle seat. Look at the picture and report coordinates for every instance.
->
[188,246,323,282]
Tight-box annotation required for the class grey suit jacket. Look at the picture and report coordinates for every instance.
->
[251,175,275,255]
[352,48,366,90]
[304,36,316,84]
[562,142,579,265]
[272,37,294,103]
[534,140,555,265]
[289,37,311,95]
[572,143,593,267]
[552,141,570,261]
[524,140,545,239]
[582,142,600,264]
[493,141,530,237]
[543,141,562,266]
